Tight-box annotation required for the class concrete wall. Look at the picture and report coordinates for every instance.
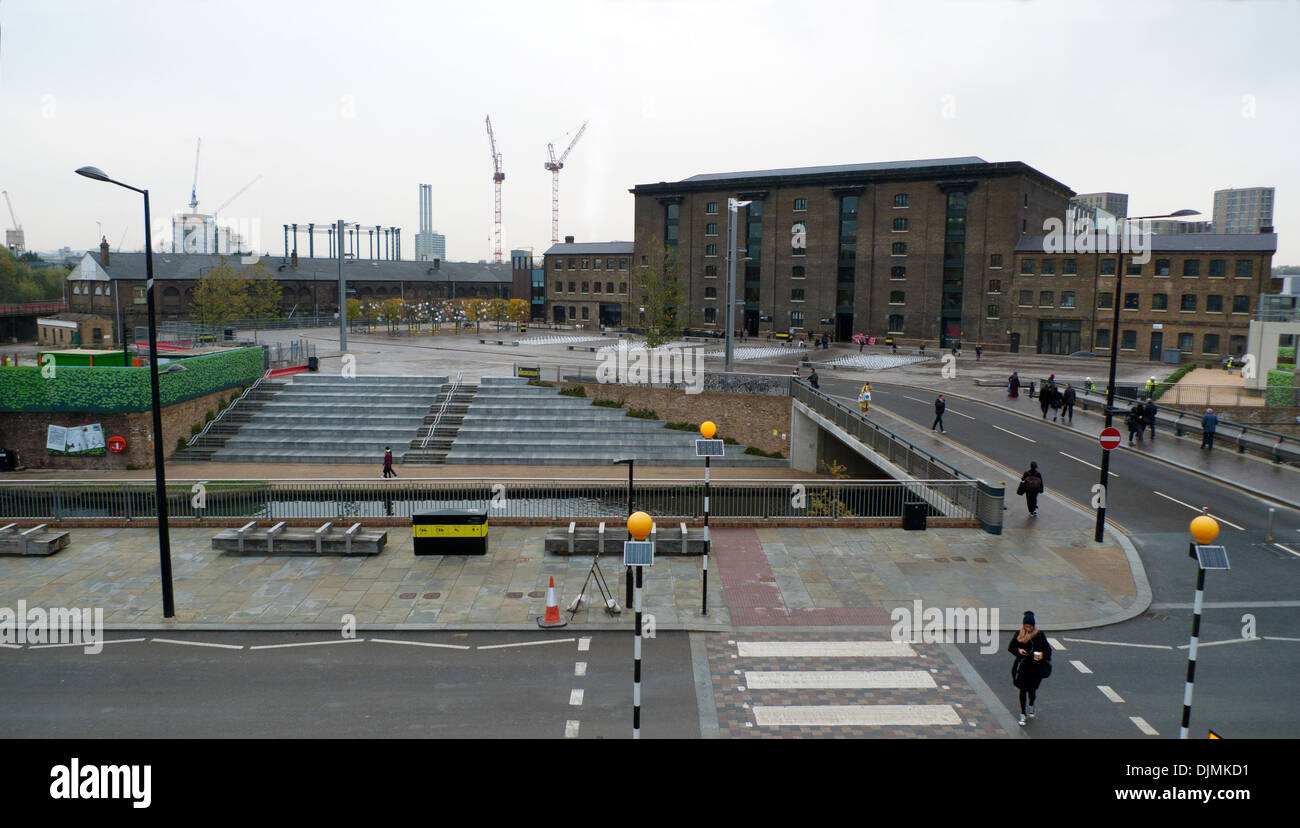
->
[575,383,790,455]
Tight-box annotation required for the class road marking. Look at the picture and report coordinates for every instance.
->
[1274,543,1300,559]
[565,720,580,738]
[1151,491,1247,530]
[477,638,577,650]
[1058,451,1117,476]
[903,394,976,419]
[1098,685,1125,704]
[151,638,244,650]
[1047,637,1065,650]
[752,705,961,727]
[1263,636,1300,642]
[1152,600,1300,609]
[27,638,147,649]
[736,641,916,658]
[1061,637,1173,650]
[1177,637,1259,649]
[1070,660,1092,674]
[249,638,365,650]
[743,671,937,690]
[578,637,591,651]
[370,638,471,650]
[1131,716,1159,736]
[992,424,1036,443]
[1,643,23,649]
[575,662,587,676]
[569,689,584,706]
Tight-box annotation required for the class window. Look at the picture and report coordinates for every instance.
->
[887,314,904,332]
[104,284,111,296]
[1100,258,1116,275]
[582,306,590,320]
[1039,291,1054,307]
[705,244,717,257]
[1096,328,1111,349]
[1229,334,1247,355]
[593,258,602,270]
[554,281,562,293]
[704,286,717,298]
[568,281,576,293]
[704,307,717,323]
[988,279,1001,294]
[891,242,907,256]
[1232,295,1249,314]
[1097,292,1113,309]
[1202,334,1220,354]
[1155,259,1171,276]
[1178,332,1194,352]
[606,258,615,269]
[1180,294,1197,312]
[890,266,906,280]
[1063,258,1077,275]
[568,257,577,268]
[889,291,905,305]
[1061,291,1076,308]
[554,259,563,270]
[705,202,718,215]
[594,282,602,293]
[1206,295,1224,313]
[1124,293,1140,309]
[791,289,805,301]
[1121,330,1137,350]
[607,282,614,293]
[1041,259,1056,275]
[790,311,804,328]
[990,254,1003,268]
[641,256,647,265]
[894,194,909,208]
[892,218,908,232]
[705,223,718,236]
[582,258,590,269]
[1183,259,1200,277]
[792,266,805,279]
[987,304,1000,319]
[1019,290,1033,307]
[582,282,589,293]
[793,198,807,212]
[1209,259,1226,278]
[1020,259,1035,275]
[1126,259,1142,276]
[1235,260,1253,278]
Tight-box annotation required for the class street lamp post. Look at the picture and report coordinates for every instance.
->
[1093,210,1200,543]
[75,166,175,618]
[625,510,654,740]
[725,199,751,372]
[614,457,634,607]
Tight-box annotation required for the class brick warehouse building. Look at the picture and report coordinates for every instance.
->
[1010,232,1278,359]
[542,238,634,327]
[62,241,517,342]
[629,156,1078,347]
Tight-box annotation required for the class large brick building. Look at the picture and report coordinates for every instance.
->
[542,239,634,327]
[629,157,1076,346]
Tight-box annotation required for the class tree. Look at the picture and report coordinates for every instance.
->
[635,238,683,348]
[487,297,510,330]
[462,298,490,332]
[189,257,247,332]
[508,298,530,327]
[378,298,405,333]
[242,261,283,340]
[346,297,363,323]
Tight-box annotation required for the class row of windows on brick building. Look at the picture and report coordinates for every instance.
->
[1094,330,1245,355]
[1019,258,1257,278]
[553,281,628,295]
[554,257,629,271]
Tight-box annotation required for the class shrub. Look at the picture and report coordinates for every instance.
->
[1266,370,1295,406]
[176,437,187,451]
[190,423,202,436]
[1279,347,1295,363]
[663,421,699,431]
[528,379,555,387]
[745,446,784,458]
[723,436,739,445]
[558,385,587,397]
[592,398,621,408]
[626,408,657,419]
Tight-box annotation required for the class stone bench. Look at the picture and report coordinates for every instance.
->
[544,521,709,556]
[478,339,518,346]
[0,523,71,557]
[212,521,387,556]
[566,345,601,352]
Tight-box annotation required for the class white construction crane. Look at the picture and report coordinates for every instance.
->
[188,138,202,212]
[544,120,588,245]
[213,174,263,218]
[485,115,504,264]
[2,190,18,230]
[2,190,25,254]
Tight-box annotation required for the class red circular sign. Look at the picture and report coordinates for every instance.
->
[107,436,127,453]
[1099,427,1122,450]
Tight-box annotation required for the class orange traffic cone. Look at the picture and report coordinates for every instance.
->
[537,576,567,628]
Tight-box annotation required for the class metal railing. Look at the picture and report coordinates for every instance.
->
[420,372,463,449]
[0,477,984,524]
[186,372,274,448]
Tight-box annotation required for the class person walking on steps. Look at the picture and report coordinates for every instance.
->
[1009,611,1052,726]
[932,394,946,433]
[1126,402,1145,444]
[382,447,397,478]
[1201,408,1219,450]
[1143,396,1158,441]
[1018,461,1043,516]
[1061,383,1076,424]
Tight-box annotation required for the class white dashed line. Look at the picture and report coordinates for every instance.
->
[736,641,916,658]
[28,638,147,649]
[1131,716,1159,736]
[1263,636,1300,642]
[993,424,1036,443]
[370,638,471,650]
[1274,543,1300,559]
[477,638,576,650]
[1070,660,1092,674]
[569,689,584,706]
[575,662,587,676]
[1177,637,1259,649]
[1059,451,1116,476]
[151,638,244,650]
[578,637,591,651]
[1047,637,1065,650]
[249,638,365,650]
[752,705,962,727]
[1061,637,1173,650]
[1150,492,1246,530]
[743,671,937,690]
[565,720,580,738]
[0,643,22,649]
[1098,685,1126,704]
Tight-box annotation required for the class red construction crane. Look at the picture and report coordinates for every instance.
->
[485,115,505,264]
[544,120,588,245]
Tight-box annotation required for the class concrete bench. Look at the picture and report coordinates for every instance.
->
[212,521,387,556]
[478,339,518,346]
[0,524,72,557]
[566,345,601,352]
[544,524,709,556]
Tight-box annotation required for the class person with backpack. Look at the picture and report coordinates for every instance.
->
[1126,402,1145,445]
[1060,383,1076,424]
[382,447,397,478]
[1018,461,1043,516]
[1009,611,1052,726]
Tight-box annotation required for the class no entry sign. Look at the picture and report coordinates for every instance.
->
[1099,427,1122,450]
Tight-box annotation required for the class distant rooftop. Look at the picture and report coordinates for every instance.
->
[680,156,989,183]
[544,241,634,256]
[1016,233,1277,254]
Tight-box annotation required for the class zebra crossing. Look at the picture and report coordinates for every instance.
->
[712,634,995,736]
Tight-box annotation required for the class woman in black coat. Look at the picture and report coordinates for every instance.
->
[1019,461,1043,516]
[1009,611,1052,726]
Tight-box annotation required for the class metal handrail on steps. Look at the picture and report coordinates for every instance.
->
[419,372,464,450]
[186,371,278,449]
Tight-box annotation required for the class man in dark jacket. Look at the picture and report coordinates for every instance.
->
[808,368,820,389]
[1060,384,1076,424]
[932,394,946,433]
[1127,402,1145,444]
[1039,383,1054,419]
[1143,397,1158,441]
[1201,408,1219,449]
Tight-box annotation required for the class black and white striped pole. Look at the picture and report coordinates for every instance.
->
[1181,511,1229,740]
[625,511,654,740]
[697,421,721,616]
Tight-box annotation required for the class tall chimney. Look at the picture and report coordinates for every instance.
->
[100,236,110,267]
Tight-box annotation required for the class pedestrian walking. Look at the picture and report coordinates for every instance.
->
[1039,383,1054,420]
[1017,461,1043,516]
[1061,383,1075,424]
[382,447,397,478]
[1126,402,1144,444]
[1201,408,1219,449]
[1008,371,1020,399]
[932,394,946,433]
[808,368,820,389]
[892,341,899,354]
[919,342,926,354]
[1009,611,1052,726]
[1143,396,1158,441]
[859,336,865,353]
[975,343,983,362]
[859,382,872,413]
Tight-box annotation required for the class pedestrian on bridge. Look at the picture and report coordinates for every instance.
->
[1143,396,1158,441]
[808,368,820,389]
[859,382,872,413]
[1126,402,1145,445]
[1009,611,1052,726]
[1017,461,1043,516]
[1039,383,1055,420]
[1201,408,1219,449]
[932,394,946,433]
[1061,383,1076,424]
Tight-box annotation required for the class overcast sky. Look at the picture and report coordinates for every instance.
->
[2,0,1297,264]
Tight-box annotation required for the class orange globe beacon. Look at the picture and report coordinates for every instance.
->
[627,510,653,541]
[700,421,717,439]
[1189,514,1220,545]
